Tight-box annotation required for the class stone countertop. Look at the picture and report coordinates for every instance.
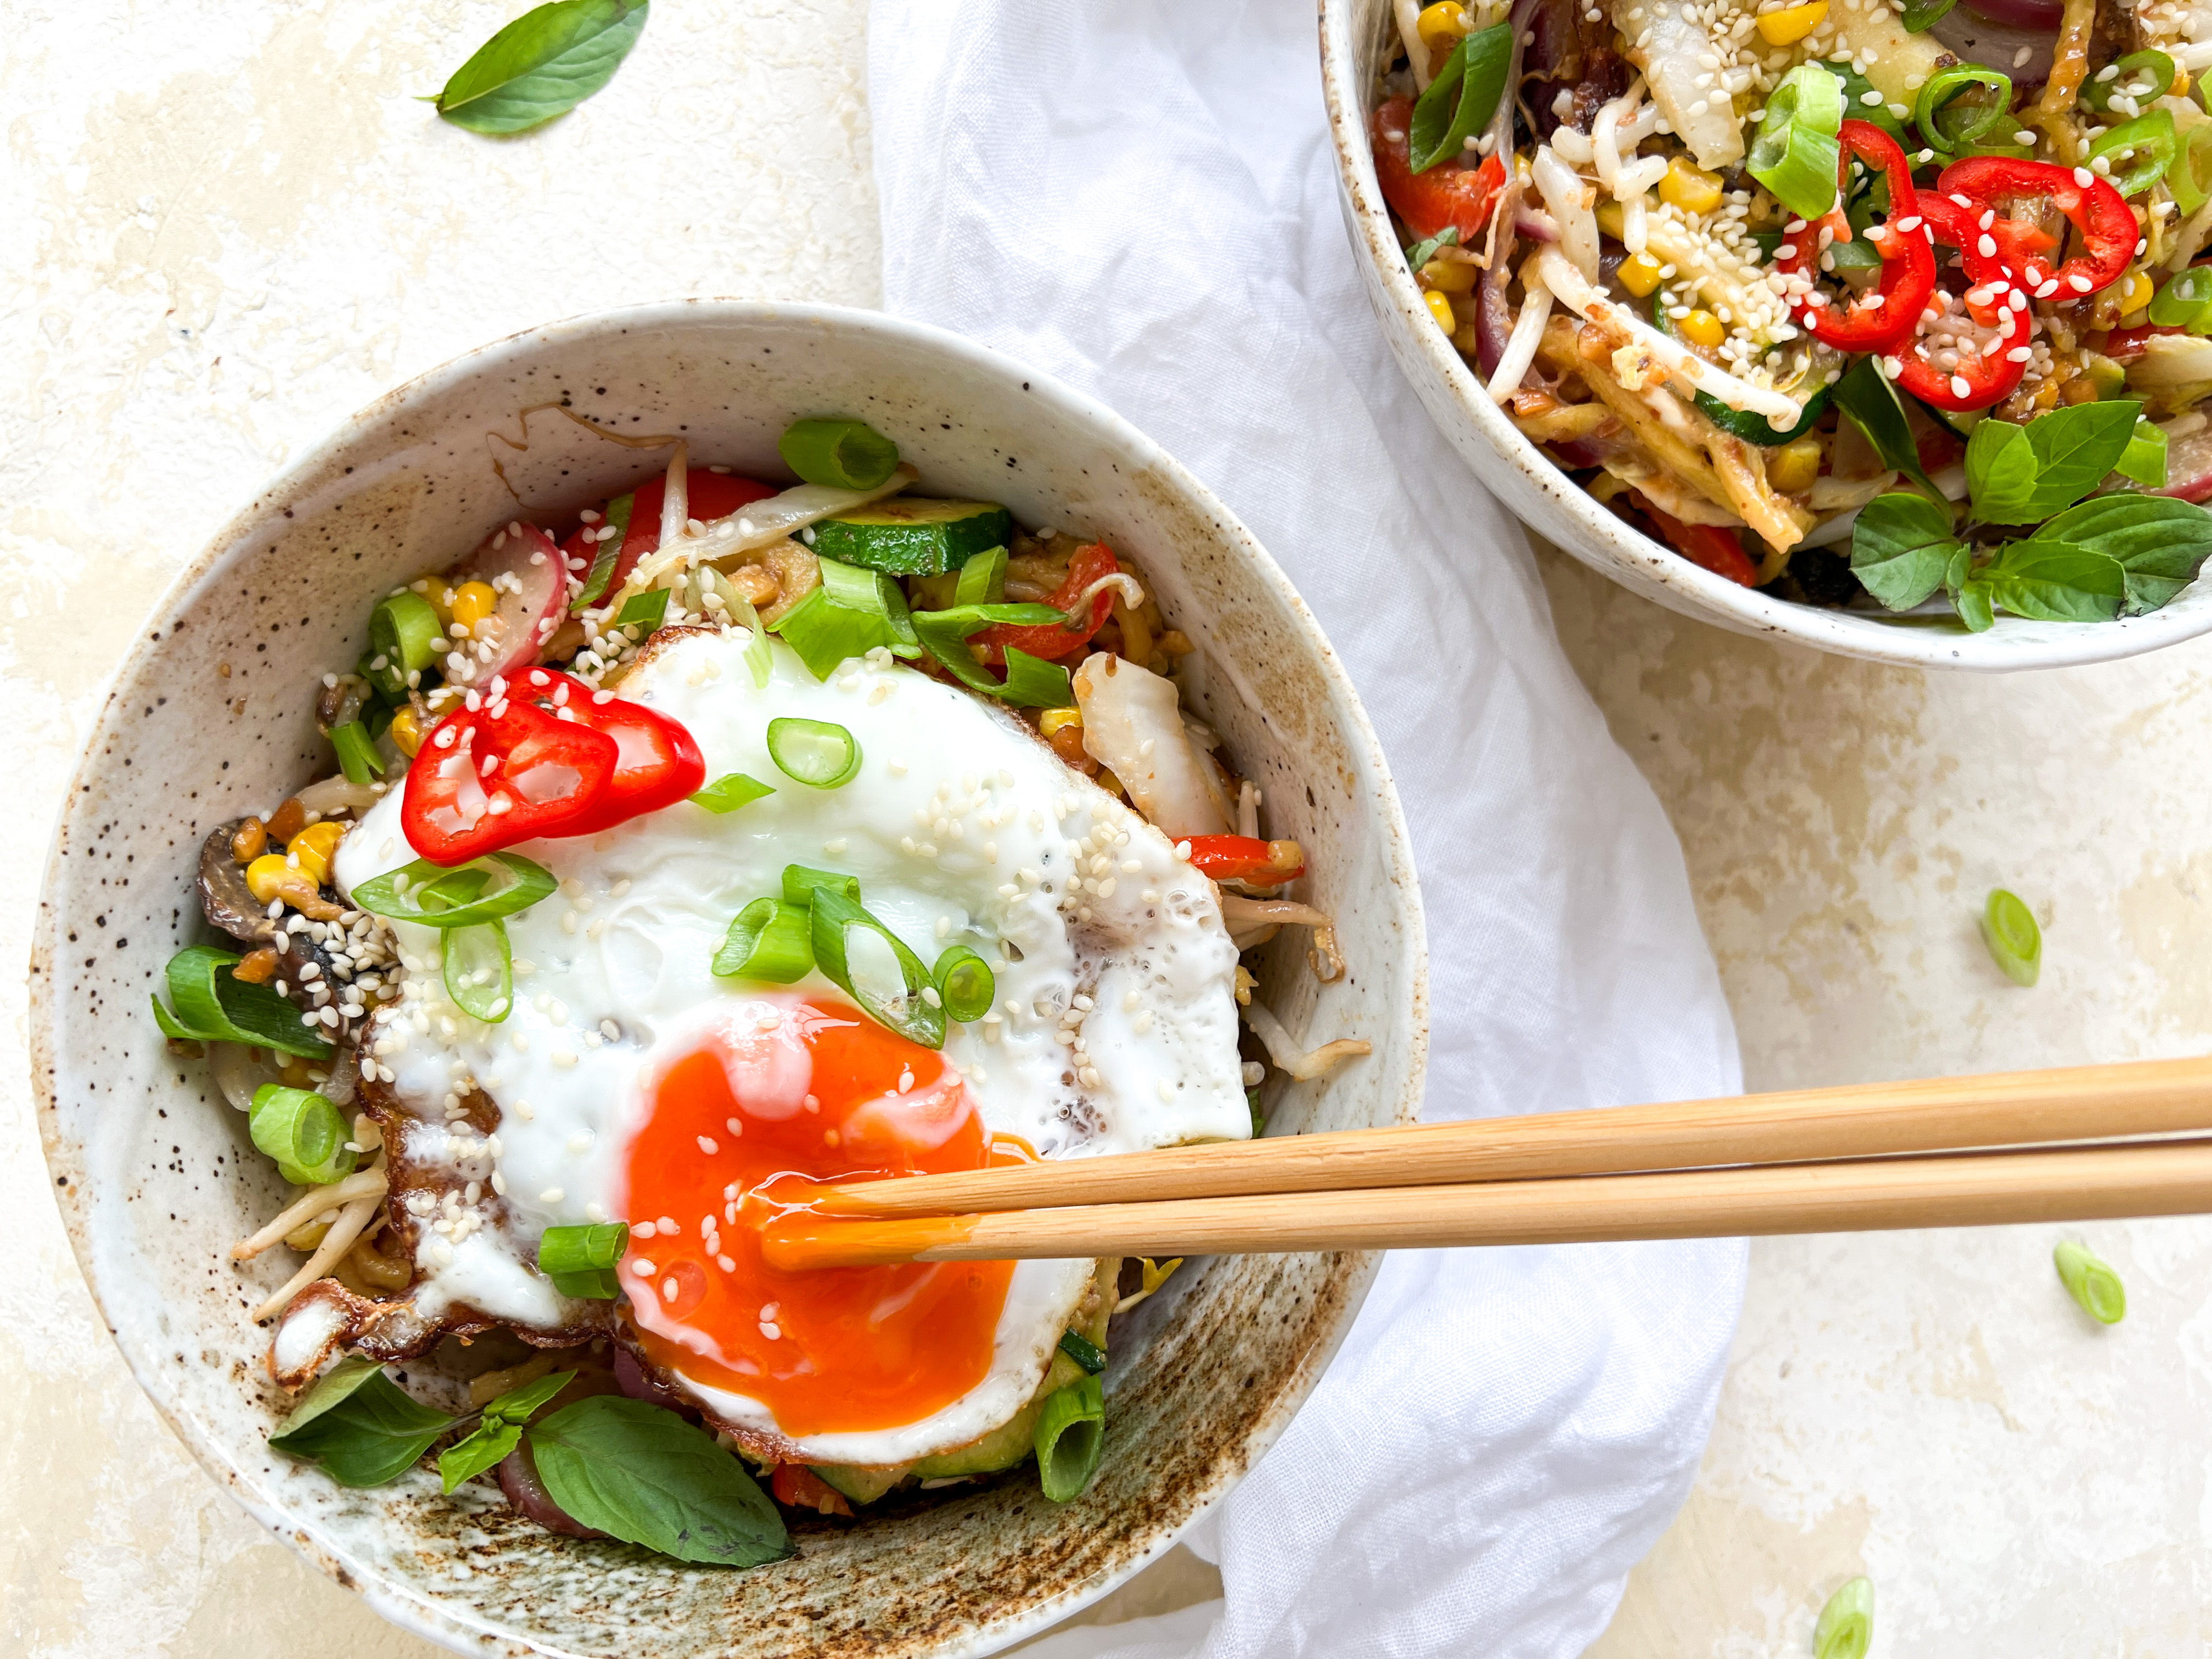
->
[7,3,2208,1655]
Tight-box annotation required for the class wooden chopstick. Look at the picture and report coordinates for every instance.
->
[763,1137,2212,1270]
[815,1054,2212,1218]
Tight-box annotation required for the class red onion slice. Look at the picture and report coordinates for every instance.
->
[497,1439,606,1538]
[1932,3,2056,82]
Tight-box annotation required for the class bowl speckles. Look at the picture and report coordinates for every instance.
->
[32,303,1427,1658]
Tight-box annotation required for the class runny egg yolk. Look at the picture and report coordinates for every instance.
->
[619,995,1024,1438]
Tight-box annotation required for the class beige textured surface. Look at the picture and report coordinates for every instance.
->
[9,1,2210,1655]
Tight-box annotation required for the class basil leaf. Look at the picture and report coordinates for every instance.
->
[2117,419,2170,489]
[270,1366,457,1488]
[1973,540,2127,623]
[1968,401,2145,522]
[1403,226,1461,271]
[487,1368,579,1426]
[1832,358,1943,503]
[1850,492,1962,610]
[1407,24,1513,172]
[439,1369,576,1493]
[1955,575,1997,632]
[433,0,649,136]
[2014,494,2212,614]
[526,1397,791,1566]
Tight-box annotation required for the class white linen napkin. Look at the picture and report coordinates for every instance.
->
[866,4,1749,1654]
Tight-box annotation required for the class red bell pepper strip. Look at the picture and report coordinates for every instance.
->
[1372,96,1509,243]
[1935,156,2136,299]
[1888,194,2035,412]
[1182,835,1307,884]
[973,542,1121,665]
[402,697,619,864]
[1641,501,1758,587]
[509,670,706,837]
[559,470,778,607]
[1778,121,1936,356]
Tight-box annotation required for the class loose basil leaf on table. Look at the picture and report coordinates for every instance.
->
[430,0,649,136]
[270,1359,459,1488]
[1849,492,1961,612]
[526,1396,791,1566]
[440,1370,577,1493]
[1407,25,1513,172]
[1964,400,2144,524]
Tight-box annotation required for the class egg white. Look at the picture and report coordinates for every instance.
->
[334,625,1249,1461]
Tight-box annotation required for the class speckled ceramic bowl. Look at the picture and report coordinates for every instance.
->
[32,304,1427,1658]
[1320,0,2212,671]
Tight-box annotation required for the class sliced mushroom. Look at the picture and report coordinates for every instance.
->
[199,821,274,945]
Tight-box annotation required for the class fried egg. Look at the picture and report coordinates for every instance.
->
[333,625,1249,1462]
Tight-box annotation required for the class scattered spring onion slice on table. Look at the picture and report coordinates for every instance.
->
[352,851,557,929]
[151,944,333,1058]
[933,945,996,1022]
[427,0,649,137]
[1812,1576,1874,1659]
[1034,1374,1106,1503]
[1748,63,1843,219]
[2054,1240,2127,1324]
[778,418,901,491]
[249,1084,358,1186]
[766,716,862,788]
[712,897,817,984]
[441,920,513,1023]
[538,1221,631,1299]
[689,772,776,813]
[1979,888,2041,986]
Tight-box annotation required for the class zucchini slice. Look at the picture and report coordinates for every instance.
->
[809,498,1014,575]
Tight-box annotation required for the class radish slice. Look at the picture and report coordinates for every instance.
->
[446,523,569,686]
[2159,423,2212,503]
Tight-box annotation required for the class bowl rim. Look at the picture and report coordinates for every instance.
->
[1315,0,2212,672]
[31,297,1430,1658]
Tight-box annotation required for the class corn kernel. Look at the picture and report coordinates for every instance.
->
[290,821,346,887]
[246,854,308,905]
[1424,290,1459,333]
[1416,1,1470,54]
[2120,271,2155,317]
[286,1217,334,1251]
[450,580,499,632]
[389,705,426,758]
[1660,157,1725,215]
[1039,707,1083,737]
[424,582,456,627]
[1768,436,1823,494]
[1451,319,1486,356]
[1595,200,1625,239]
[1420,256,1480,293]
[1755,0,1827,45]
[1617,252,1665,296]
[1681,309,1726,349]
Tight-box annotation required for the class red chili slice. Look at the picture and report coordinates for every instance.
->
[1372,96,1509,243]
[1778,121,1936,356]
[1641,501,1758,587]
[511,670,706,836]
[973,542,1121,665]
[1936,156,2136,299]
[560,470,778,604]
[402,697,619,864]
[1182,835,1307,884]
[1889,194,2036,412]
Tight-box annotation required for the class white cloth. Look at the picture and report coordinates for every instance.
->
[866,4,1749,1655]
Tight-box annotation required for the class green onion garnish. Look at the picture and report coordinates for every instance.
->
[933,945,996,1023]
[1979,888,2041,987]
[441,920,513,1023]
[614,585,671,634]
[367,590,445,700]
[712,897,816,983]
[150,944,332,1059]
[766,716,862,788]
[689,772,776,814]
[2087,108,2177,198]
[1748,64,1843,220]
[1033,1374,1105,1503]
[571,491,635,612]
[2151,265,2212,330]
[328,720,385,785]
[769,557,918,680]
[2085,48,2177,114]
[2170,123,2212,215]
[955,543,1009,608]
[723,588,774,689]
[2118,418,2170,488]
[1406,23,1512,173]
[351,851,556,929]
[1914,66,2014,157]
[2054,1240,2126,1324]
[781,864,861,906]
[1899,0,1955,30]
[778,418,901,491]
[539,1221,630,1299]
[1057,1330,1107,1375]
[1812,1577,1874,1659]
[809,886,945,1049]
[250,1083,358,1186]
[909,603,1076,707]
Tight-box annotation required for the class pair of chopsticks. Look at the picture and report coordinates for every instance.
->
[760,1056,2212,1270]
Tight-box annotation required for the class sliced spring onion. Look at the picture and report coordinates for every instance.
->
[1822,61,1908,144]
[1407,21,1512,172]
[2171,123,2212,216]
[151,945,332,1058]
[1899,0,1956,30]
[1748,64,1844,220]
[571,490,636,612]
[689,772,776,814]
[613,585,671,634]
[2118,419,2170,487]
[909,603,1077,706]
[1033,1374,1105,1503]
[716,586,773,689]
[441,919,512,1023]
[1057,1330,1107,1375]
[2088,109,2176,197]
[328,720,385,785]
[809,887,944,1049]
[351,851,556,928]
[540,1221,630,1299]
[781,864,861,906]
[933,945,996,1022]
[1001,646,1075,706]
[2150,265,2212,330]
[770,556,919,680]
[2084,49,2177,114]
[2053,1240,2126,1324]
[1248,1086,1266,1137]
[817,555,919,649]
[778,418,901,491]
[1979,887,2041,987]
[1812,1577,1874,1659]
[766,716,862,788]
[367,590,445,700]
[712,897,816,983]
[1915,66,2014,156]
[955,543,1009,607]
[250,1083,358,1185]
